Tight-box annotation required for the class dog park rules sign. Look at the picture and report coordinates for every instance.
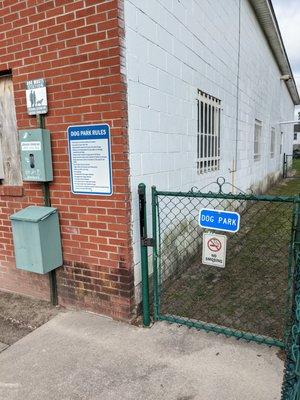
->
[68,124,113,196]
[25,79,48,115]
[202,233,227,268]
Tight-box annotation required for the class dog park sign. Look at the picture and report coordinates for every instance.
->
[25,79,48,115]
[199,208,240,233]
[199,208,240,268]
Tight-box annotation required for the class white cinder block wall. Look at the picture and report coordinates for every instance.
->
[124,0,295,300]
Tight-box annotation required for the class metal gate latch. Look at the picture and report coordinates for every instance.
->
[141,237,154,247]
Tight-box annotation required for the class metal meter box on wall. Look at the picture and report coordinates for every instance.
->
[10,206,62,274]
[19,129,53,182]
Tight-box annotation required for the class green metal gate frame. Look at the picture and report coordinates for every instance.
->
[281,203,300,400]
[139,181,300,399]
[152,185,299,348]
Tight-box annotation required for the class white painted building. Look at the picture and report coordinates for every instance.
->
[123,0,300,298]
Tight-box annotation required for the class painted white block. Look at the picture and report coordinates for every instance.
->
[124,0,296,298]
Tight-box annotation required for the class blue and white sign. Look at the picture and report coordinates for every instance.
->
[199,208,240,233]
[68,124,113,196]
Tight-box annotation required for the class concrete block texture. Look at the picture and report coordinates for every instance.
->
[124,0,296,296]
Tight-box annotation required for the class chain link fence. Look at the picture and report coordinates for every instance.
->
[281,250,300,400]
[152,184,298,349]
[283,154,300,179]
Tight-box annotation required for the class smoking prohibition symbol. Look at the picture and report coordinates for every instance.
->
[202,233,227,268]
[207,237,222,252]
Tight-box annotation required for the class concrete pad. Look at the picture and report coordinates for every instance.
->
[0,311,284,400]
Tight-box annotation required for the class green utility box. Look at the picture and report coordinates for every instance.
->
[10,206,62,274]
[19,128,53,182]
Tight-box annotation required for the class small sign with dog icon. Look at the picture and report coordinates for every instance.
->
[25,79,48,115]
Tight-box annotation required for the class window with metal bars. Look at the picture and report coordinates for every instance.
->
[197,90,221,175]
[270,127,275,158]
[254,119,262,161]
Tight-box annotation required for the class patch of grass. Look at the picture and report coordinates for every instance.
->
[159,175,300,340]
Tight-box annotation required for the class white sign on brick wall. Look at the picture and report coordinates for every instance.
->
[25,79,48,115]
[67,124,113,196]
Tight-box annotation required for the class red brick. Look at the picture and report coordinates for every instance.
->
[0,0,133,321]
[0,186,23,197]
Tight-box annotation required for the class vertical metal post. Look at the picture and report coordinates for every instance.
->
[283,153,286,178]
[282,200,300,399]
[37,114,58,306]
[152,185,159,320]
[138,183,150,326]
[291,200,300,397]
[294,200,300,279]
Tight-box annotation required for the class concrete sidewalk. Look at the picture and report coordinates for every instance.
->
[0,311,283,400]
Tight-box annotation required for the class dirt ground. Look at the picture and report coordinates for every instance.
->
[0,291,61,346]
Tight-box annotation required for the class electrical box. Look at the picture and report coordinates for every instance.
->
[10,206,63,274]
[19,129,53,182]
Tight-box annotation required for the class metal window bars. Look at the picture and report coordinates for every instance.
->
[197,91,221,174]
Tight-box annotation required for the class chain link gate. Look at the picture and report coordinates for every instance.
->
[139,179,300,399]
[281,212,300,400]
[283,153,300,179]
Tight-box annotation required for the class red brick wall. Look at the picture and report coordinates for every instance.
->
[0,0,134,320]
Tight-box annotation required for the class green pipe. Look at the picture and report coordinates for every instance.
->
[138,183,150,327]
[37,114,58,306]
[152,185,159,320]
[158,315,285,349]
[154,189,299,203]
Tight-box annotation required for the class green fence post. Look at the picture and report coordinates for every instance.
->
[281,198,300,400]
[152,185,159,320]
[138,183,150,327]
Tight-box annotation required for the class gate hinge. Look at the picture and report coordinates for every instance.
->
[141,237,154,247]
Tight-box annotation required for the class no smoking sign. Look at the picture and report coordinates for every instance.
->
[202,233,227,268]
[207,237,222,252]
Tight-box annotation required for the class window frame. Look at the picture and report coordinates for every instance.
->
[197,90,221,175]
[0,74,21,184]
[270,127,275,159]
[254,119,262,162]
